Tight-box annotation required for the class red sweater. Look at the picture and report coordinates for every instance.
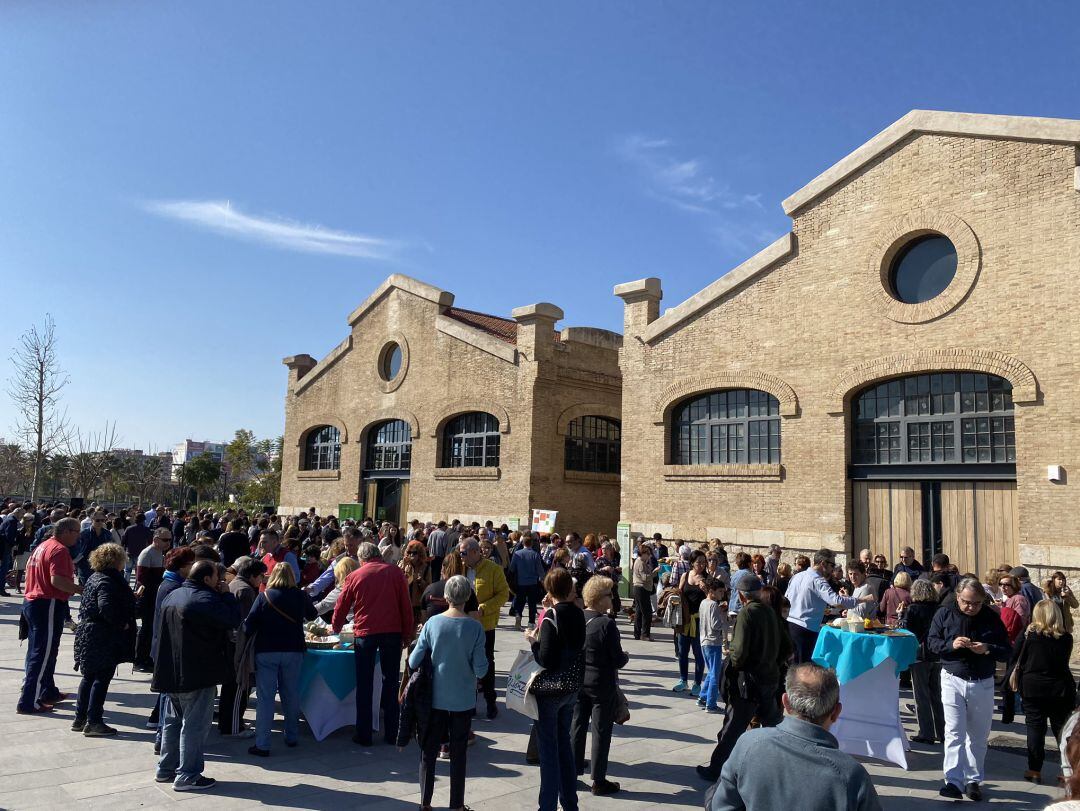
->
[332,559,414,642]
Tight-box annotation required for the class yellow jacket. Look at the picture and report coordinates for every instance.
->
[472,557,509,632]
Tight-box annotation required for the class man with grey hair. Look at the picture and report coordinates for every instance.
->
[708,662,881,811]
[785,548,874,664]
[332,537,414,746]
[928,576,1010,801]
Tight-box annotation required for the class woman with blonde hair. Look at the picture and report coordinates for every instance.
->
[879,570,912,626]
[243,562,318,757]
[314,556,359,619]
[1014,599,1076,783]
[72,543,136,736]
[401,540,432,623]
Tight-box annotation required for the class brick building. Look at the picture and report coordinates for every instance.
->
[280,274,622,534]
[615,111,1080,580]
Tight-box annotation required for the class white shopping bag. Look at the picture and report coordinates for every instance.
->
[505,649,543,720]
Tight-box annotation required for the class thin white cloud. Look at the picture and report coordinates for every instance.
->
[617,134,770,252]
[144,199,400,260]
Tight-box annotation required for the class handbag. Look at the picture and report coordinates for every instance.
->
[528,610,585,697]
[505,649,543,719]
[664,593,683,629]
[1008,632,1028,693]
[613,686,630,725]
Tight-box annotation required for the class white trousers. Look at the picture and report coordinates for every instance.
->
[940,670,994,787]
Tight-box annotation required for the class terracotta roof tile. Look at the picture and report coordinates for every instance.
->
[444,307,519,345]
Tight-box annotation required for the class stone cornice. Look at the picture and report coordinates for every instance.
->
[347,274,454,327]
[642,233,794,344]
[783,110,1080,215]
[435,315,518,365]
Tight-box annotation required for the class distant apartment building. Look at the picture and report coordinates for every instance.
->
[171,440,226,481]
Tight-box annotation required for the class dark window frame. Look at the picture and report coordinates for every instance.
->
[303,425,341,471]
[365,419,412,472]
[440,412,500,468]
[565,416,621,474]
[852,372,1015,466]
[670,389,781,465]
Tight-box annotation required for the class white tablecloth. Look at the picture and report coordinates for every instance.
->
[830,656,910,769]
[300,668,382,742]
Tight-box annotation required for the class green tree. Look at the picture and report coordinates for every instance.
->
[184,454,222,508]
[237,435,282,508]
[224,429,258,482]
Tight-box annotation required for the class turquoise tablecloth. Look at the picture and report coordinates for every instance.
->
[300,648,357,700]
[812,625,918,683]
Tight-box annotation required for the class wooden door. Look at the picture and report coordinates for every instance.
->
[974,481,1019,573]
[939,481,1018,577]
[399,480,410,525]
[852,481,920,565]
[364,480,378,521]
[940,482,977,575]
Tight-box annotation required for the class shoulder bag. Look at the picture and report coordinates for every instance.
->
[1008,631,1028,693]
[529,610,585,697]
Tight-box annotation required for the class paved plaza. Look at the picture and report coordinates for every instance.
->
[0,595,1063,810]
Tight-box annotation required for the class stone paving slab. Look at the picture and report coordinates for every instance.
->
[0,595,1063,810]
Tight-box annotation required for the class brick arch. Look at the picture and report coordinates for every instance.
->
[294,417,348,447]
[429,401,512,437]
[357,409,420,442]
[652,372,799,425]
[556,403,622,436]
[829,349,1038,413]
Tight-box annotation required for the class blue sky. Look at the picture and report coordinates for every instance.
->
[1,2,1077,450]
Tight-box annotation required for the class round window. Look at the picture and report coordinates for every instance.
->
[889,235,958,304]
[381,343,403,381]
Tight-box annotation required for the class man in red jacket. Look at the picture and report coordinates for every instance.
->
[333,541,414,746]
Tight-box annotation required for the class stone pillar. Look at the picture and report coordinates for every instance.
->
[614,278,662,338]
[511,303,564,364]
[282,354,317,385]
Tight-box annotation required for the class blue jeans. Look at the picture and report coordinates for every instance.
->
[158,687,215,784]
[354,633,401,745]
[536,692,579,811]
[700,644,723,708]
[676,631,704,686]
[255,651,303,751]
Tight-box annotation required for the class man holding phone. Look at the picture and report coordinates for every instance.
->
[927,577,1010,802]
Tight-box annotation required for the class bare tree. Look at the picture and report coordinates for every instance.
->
[125,453,163,507]
[66,422,119,501]
[7,315,72,499]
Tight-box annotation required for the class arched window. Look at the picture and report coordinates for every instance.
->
[303,426,341,471]
[671,390,780,465]
[853,372,1014,465]
[565,416,621,474]
[441,412,500,468]
[365,420,412,471]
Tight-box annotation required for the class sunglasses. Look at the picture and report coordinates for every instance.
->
[407,551,423,557]
[999,582,1014,588]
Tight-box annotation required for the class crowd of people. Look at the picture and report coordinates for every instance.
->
[5,497,1080,809]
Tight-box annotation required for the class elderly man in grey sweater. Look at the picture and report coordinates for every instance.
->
[708,662,882,811]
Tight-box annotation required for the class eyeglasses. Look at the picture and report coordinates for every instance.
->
[999,582,1014,589]
[957,598,982,608]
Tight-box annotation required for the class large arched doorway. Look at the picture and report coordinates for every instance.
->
[849,372,1018,572]
[362,419,412,525]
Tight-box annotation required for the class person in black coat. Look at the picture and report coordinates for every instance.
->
[72,543,137,736]
[1015,599,1077,783]
[928,577,1011,802]
[152,560,242,791]
[571,576,629,796]
[905,578,945,744]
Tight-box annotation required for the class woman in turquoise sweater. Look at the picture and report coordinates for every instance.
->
[408,574,488,811]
